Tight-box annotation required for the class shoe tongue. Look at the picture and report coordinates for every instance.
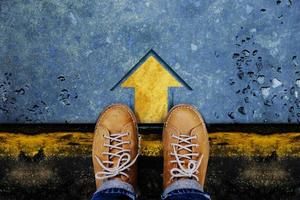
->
[178,130,192,169]
[108,135,123,180]
[108,122,132,179]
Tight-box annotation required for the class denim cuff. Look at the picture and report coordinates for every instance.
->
[161,188,211,200]
[97,179,135,193]
[92,179,136,200]
[92,188,137,200]
[162,179,203,197]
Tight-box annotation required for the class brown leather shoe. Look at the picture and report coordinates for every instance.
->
[92,104,138,190]
[163,104,209,189]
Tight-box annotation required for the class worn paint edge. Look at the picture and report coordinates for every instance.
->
[0,132,299,158]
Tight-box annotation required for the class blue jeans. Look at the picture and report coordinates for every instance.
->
[91,179,210,200]
[161,189,211,200]
[91,188,136,200]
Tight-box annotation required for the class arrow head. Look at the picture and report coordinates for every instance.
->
[121,55,183,89]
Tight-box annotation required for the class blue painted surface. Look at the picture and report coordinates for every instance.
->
[0,0,300,124]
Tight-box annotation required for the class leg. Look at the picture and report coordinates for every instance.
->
[162,104,211,200]
[92,188,134,200]
[91,104,139,200]
[161,180,210,200]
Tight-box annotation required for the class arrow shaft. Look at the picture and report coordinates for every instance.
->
[134,88,169,123]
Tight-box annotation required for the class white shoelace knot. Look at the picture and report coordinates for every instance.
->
[95,132,138,180]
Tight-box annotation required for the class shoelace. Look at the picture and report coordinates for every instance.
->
[94,132,139,180]
[170,134,203,181]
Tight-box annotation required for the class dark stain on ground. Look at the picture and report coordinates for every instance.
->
[0,156,299,200]
[59,134,74,140]
[67,142,80,146]
[229,24,300,124]
[0,72,79,123]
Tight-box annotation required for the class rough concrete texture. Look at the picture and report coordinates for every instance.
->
[0,156,299,200]
[1,0,300,124]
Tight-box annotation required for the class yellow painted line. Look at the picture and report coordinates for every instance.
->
[209,132,300,157]
[0,132,92,157]
[121,55,182,123]
[0,132,299,158]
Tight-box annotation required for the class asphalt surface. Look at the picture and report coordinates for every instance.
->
[0,156,299,200]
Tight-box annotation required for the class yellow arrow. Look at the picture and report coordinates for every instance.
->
[112,50,191,123]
